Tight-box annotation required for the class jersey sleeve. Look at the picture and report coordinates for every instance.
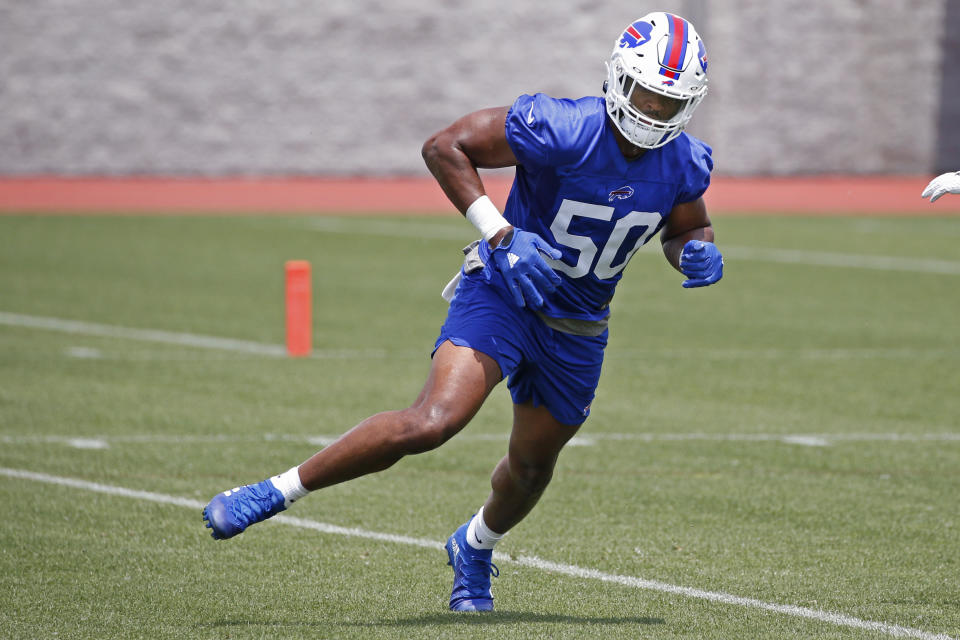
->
[675,136,714,204]
[504,93,590,172]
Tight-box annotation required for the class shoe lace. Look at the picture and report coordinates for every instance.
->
[460,554,500,592]
[232,483,283,524]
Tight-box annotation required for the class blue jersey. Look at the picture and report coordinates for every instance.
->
[482,93,713,322]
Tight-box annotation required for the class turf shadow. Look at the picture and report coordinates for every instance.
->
[343,611,666,626]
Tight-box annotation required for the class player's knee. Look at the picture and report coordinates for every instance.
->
[394,404,465,454]
[510,460,554,496]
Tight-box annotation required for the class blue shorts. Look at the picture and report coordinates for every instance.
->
[434,270,608,426]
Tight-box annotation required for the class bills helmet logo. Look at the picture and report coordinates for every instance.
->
[608,185,635,201]
[658,14,690,82]
[697,40,708,73]
[618,20,653,48]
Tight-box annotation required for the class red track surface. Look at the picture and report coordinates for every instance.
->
[0,176,957,214]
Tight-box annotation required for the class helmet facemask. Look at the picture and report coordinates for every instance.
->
[605,57,703,149]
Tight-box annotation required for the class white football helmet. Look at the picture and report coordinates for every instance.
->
[605,12,709,149]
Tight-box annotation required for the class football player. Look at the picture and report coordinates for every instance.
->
[203,11,723,612]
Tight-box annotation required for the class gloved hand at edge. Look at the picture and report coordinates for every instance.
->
[921,171,960,203]
[679,239,723,288]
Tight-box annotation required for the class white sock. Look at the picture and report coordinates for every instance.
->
[465,506,505,550]
[269,466,309,507]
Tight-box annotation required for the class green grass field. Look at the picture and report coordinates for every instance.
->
[1,213,958,639]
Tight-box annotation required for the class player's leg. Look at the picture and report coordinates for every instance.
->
[296,339,501,489]
[445,401,581,612]
[446,314,605,612]
[480,401,580,534]
[203,340,501,540]
[477,323,603,536]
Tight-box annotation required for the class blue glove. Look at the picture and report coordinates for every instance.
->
[679,240,723,288]
[488,229,562,308]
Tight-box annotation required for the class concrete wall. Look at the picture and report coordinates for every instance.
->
[700,1,946,175]
[935,0,960,174]
[0,1,952,176]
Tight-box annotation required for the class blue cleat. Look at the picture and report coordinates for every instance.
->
[445,520,499,612]
[202,480,286,540]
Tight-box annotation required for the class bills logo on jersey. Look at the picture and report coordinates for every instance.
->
[618,20,653,48]
[608,185,635,201]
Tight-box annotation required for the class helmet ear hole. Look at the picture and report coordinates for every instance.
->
[602,80,608,93]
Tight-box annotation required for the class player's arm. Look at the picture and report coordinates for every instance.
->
[660,197,724,288]
[422,107,561,308]
[422,107,517,247]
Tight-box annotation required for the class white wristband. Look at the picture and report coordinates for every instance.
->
[465,195,510,241]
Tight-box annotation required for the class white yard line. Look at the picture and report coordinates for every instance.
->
[0,312,287,356]
[0,466,954,640]
[0,312,389,359]
[607,346,959,361]
[301,217,960,276]
[307,217,476,241]
[722,246,960,276]
[3,312,957,363]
